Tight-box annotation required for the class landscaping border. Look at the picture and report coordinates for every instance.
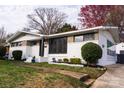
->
[50,62,84,67]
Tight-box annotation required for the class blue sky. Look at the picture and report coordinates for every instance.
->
[0,5,81,34]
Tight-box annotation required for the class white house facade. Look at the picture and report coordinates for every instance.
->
[7,26,120,66]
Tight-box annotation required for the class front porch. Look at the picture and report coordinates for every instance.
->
[23,39,48,63]
[25,56,48,63]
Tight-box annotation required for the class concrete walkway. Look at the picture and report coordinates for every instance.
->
[92,64,124,88]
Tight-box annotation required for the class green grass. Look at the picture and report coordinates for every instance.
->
[0,60,89,88]
[0,60,38,87]
[29,62,105,79]
[43,73,88,88]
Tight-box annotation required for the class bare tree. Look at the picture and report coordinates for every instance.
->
[27,8,67,35]
[21,27,30,32]
[0,27,6,46]
[6,33,13,40]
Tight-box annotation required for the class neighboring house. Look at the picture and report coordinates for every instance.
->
[6,26,120,66]
[116,42,124,54]
[116,43,124,64]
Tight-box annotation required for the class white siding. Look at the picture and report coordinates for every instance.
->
[98,30,117,66]
[44,43,49,57]
[30,45,40,57]
[48,40,98,63]
[67,40,98,61]
[9,46,27,59]
[9,34,43,62]
[9,45,39,59]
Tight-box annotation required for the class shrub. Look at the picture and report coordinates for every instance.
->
[58,59,63,63]
[81,42,102,65]
[12,50,22,60]
[0,46,6,59]
[63,58,69,63]
[70,58,81,64]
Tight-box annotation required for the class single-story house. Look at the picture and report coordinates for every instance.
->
[6,26,120,66]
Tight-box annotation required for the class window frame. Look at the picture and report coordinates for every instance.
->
[30,41,37,46]
[11,41,22,47]
[83,33,95,41]
[107,40,114,48]
[49,37,67,54]
[74,33,95,42]
[107,40,115,56]
[74,35,83,42]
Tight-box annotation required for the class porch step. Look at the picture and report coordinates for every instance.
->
[25,57,32,63]
[24,57,48,63]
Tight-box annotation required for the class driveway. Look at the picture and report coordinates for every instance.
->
[92,64,124,88]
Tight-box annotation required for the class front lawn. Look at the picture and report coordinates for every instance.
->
[0,60,89,88]
[0,60,37,87]
[28,62,105,79]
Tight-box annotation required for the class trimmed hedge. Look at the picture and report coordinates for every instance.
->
[58,59,63,63]
[81,42,102,65]
[70,58,81,64]
[12,50,22,60]
[0,46,6,59]
[63,58,69,63]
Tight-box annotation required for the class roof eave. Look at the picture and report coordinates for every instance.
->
[7,26,119,42]
[48,26,118,38]
[6,31,45,43]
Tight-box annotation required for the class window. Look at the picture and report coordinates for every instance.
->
[83,33,95,41]
[17,42,22,46]
[74,33,95,42]
[11,42,22,47]
[30,41,37,46]
[11,43,15,47]
[107,49,116,56]
[49,37,67,54]
[75,35,83,42]
[107,40,114,48]
[107,40,115,56]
